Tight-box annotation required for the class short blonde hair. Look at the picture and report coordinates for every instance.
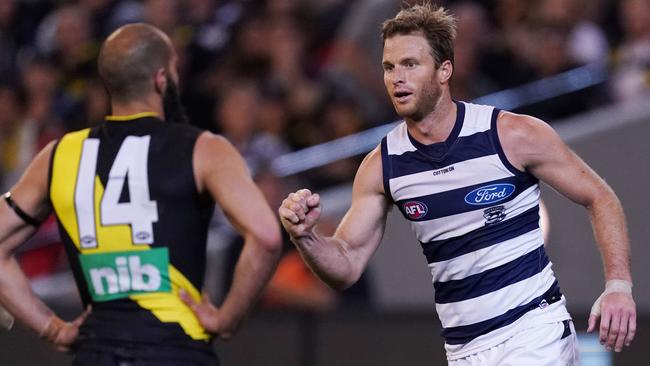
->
[381,3,457,67]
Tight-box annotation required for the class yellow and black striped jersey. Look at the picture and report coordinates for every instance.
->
[49,113,214,348]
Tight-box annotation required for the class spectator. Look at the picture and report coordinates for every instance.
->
[611,0,650,102]
[536,0,609,65]
[450,1,498,100]
[214,81,290,176]
[0,85,24,191]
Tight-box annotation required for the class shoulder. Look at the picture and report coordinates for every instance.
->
[353,145,385,195]
[496,111,563,169]
[496,111,554,143]
[194,131,237,157]
[359,145,382,174]
[193,132,248,193]
[194,132,246,174]
[34,140,58,167]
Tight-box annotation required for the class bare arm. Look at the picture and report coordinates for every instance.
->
[182,132,282,339]
[278,146,390,290]
[498,112,635,352]
[0,141,90,351]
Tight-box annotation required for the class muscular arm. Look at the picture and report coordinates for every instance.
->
[499,113,631,281]
[279,146,390,290]
[0,142,89,351]
[190,132,282,338]
[498,112,635,351]
[0,142,55,335]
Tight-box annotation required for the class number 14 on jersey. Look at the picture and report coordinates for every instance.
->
[75,136,159,248]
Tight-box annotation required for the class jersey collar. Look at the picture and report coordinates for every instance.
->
[105,112,160,121]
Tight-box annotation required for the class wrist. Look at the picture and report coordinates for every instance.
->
[290,227,320,245]
[604,279,632,294]
[39,315,66,343]
[0,305,14,331]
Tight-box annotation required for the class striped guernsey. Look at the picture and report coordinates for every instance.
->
[380,101,571,359]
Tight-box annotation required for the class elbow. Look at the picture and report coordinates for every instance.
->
[330,279,355,291]
[252,225,283,257]
[0,247,12,263]
[584,184,620,211]
[326,269,362,292]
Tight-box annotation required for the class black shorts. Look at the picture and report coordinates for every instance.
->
[72,344,220,366]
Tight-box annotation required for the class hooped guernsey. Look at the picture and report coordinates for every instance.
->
[49,113,215,352]
[381,101,571,360]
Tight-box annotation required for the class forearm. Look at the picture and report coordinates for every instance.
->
[0,254,54,335]
[291,229,359,291]
[587,190,632,282]
[220,235,281,330]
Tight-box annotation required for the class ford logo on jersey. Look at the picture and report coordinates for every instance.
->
[403,201,428,220]
[464,183,515,205]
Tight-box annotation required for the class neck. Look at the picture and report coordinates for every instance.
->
[405,94,456,145]
[110,96,163,119]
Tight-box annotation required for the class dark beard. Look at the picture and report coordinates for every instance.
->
[163,77,189,124]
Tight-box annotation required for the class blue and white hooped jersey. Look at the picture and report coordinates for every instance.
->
[381,101,571,359]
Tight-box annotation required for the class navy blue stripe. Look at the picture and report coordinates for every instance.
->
[380,137,394,203]
[389,129,495,177]
[434,246,549,304]
[407,100,466,162]
[422,205,540,263]
[490,108,530,178]
[442,281,562,345]
[395,175,537,222]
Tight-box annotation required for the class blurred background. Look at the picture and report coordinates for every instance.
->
[0,0,648,365]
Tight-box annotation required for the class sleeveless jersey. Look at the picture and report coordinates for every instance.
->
[49,113,215,350]
[380,101,571,359]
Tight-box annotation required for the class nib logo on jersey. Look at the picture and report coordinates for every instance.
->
[79,248,171,302]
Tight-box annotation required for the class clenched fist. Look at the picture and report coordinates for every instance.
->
[278,189,322,239]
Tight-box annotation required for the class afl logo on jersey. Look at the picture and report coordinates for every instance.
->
[403,201,428,220]
[464,183,515,205]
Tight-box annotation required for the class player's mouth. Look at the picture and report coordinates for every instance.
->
[393,90,412,103]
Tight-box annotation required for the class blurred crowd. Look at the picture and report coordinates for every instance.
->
[1,0,649,310]
[2,0,650,190]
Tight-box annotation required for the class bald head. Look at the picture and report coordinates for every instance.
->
[98,23,173,103]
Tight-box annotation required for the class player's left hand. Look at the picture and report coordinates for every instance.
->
[588,291,636,352]
[180,289,235,340]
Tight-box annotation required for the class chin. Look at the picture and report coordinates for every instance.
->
[395,105,417,119]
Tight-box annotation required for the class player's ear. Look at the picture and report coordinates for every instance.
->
[438,60,453,84]
[153,68,167,95]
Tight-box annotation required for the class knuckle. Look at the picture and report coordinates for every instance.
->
[607,333,616,343]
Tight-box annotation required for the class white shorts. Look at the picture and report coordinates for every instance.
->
[448,320,580,366]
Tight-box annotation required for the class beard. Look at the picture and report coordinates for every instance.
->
[163,77,189,124]
[394,77,442,122]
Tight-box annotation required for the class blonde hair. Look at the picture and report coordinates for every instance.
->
[381,3,457,67]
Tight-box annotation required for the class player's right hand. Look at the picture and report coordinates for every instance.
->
[278,189,321,239]
[41,306,92,353]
